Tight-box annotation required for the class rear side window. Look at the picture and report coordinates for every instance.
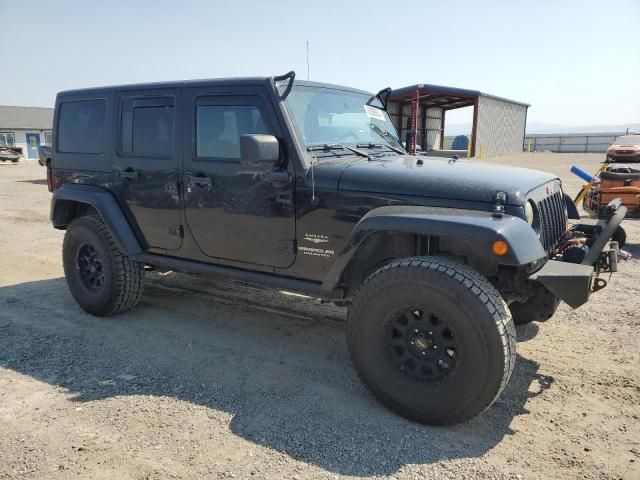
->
[57,99,106,153]
[196,103,270,159]
[121,97,174,157]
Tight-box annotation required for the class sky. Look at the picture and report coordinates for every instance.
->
[1,0,638,128]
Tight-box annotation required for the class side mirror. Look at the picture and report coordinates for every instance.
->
[240,134,280,165]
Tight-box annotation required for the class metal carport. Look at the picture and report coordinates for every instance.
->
[386,84,529,158]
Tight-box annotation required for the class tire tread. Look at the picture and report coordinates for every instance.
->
[347,256,516,425]
[63,215,145,316]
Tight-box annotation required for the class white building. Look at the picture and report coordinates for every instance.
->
[0,105,54,160]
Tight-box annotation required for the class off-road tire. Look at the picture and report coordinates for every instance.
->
[612,226,627,249]
[63,215,145,316]
[347,256,516,425]
[509,288,560,326]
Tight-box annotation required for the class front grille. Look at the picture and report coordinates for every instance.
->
[615,150,634,154]
[536,189,567,253]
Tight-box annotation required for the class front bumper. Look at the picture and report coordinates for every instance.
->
[529,201,627,308]
[607,153,640,162]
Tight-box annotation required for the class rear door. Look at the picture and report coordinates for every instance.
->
[181,85,296,268]
[112,89,182,251]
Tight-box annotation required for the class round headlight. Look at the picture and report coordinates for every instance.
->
[525,200,535,225]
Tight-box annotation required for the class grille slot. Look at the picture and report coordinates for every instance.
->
[536,189,567,253]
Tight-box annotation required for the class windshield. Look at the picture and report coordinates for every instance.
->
[614,135,640,145]
[280,85,404,156]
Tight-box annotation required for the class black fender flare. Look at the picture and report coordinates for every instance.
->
[564,192,580,220]
[50,184,144,256]
[321,205,547,296]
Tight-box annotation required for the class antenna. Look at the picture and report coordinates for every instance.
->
[306,41,310,80]
[310,154,319,205]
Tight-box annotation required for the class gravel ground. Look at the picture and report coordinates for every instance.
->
[0,153,638,480]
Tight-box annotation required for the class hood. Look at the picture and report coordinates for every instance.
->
[608,143,640,151]
[338,156,557,206]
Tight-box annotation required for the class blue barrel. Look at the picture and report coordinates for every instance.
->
[570,165,596,183]
[451,135,469,150]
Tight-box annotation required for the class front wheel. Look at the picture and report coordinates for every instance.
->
[347,257,516,425]
[612,226,627,249]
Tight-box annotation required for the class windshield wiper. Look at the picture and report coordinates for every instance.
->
[307,143,369,159]
[368,125,407,155]
[358,141,405,155]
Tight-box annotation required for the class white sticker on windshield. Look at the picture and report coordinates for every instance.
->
[364,104,385,121]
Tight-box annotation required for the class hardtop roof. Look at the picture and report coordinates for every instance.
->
[57,77,375,98]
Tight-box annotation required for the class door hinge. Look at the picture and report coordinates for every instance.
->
[169,225,184,237]
[276,191,293,205]
[278,239,296,253]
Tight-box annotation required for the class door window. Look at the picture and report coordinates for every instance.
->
[196,103,270,160]
[120,97,174,157]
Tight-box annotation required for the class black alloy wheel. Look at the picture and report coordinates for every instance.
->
[385,308,459,383]
[76,243,105,293]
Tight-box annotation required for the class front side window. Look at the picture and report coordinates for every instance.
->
[121,97,174,157]
[196,103,270,159]
[57,99,106,153]
[281,85,403,156]
[0,132,15,147]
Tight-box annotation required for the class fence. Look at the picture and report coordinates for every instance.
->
[523,132,627,153]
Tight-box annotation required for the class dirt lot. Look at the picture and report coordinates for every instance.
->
[0,153,638,480]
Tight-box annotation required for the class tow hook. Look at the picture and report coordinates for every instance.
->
[591,277,607,293]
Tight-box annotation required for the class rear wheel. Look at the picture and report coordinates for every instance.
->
[347,257,516,425]
[63,215,145,316]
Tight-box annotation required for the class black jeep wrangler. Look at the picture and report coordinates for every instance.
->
[48,72,626,425]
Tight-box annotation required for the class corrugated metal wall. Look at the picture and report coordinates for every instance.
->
[475,95,527,156]
[424,108,442,151]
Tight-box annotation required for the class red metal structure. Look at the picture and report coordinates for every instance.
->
[388,84,480,157]
[408,89,419,155]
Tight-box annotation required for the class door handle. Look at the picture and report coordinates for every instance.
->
[186,175,212,186]
[185,174,212,190]
[119,169,139,180]
[264,171,291,187]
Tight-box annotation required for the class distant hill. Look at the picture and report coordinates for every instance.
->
[445,122,640,136]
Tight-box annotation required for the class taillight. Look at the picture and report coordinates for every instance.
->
[46,163,53,192]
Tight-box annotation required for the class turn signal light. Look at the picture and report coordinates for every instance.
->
[492,240,509,256]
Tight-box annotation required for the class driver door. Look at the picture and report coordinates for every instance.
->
[182,86,296,268]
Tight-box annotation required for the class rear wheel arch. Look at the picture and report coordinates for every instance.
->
[52,199,98,228]
[51,186,144,256]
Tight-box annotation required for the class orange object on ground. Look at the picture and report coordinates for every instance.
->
[583,168,640,217]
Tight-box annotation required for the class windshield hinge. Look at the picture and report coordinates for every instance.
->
[493,191,507,218]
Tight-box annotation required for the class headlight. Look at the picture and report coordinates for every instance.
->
[525,200,535,225]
